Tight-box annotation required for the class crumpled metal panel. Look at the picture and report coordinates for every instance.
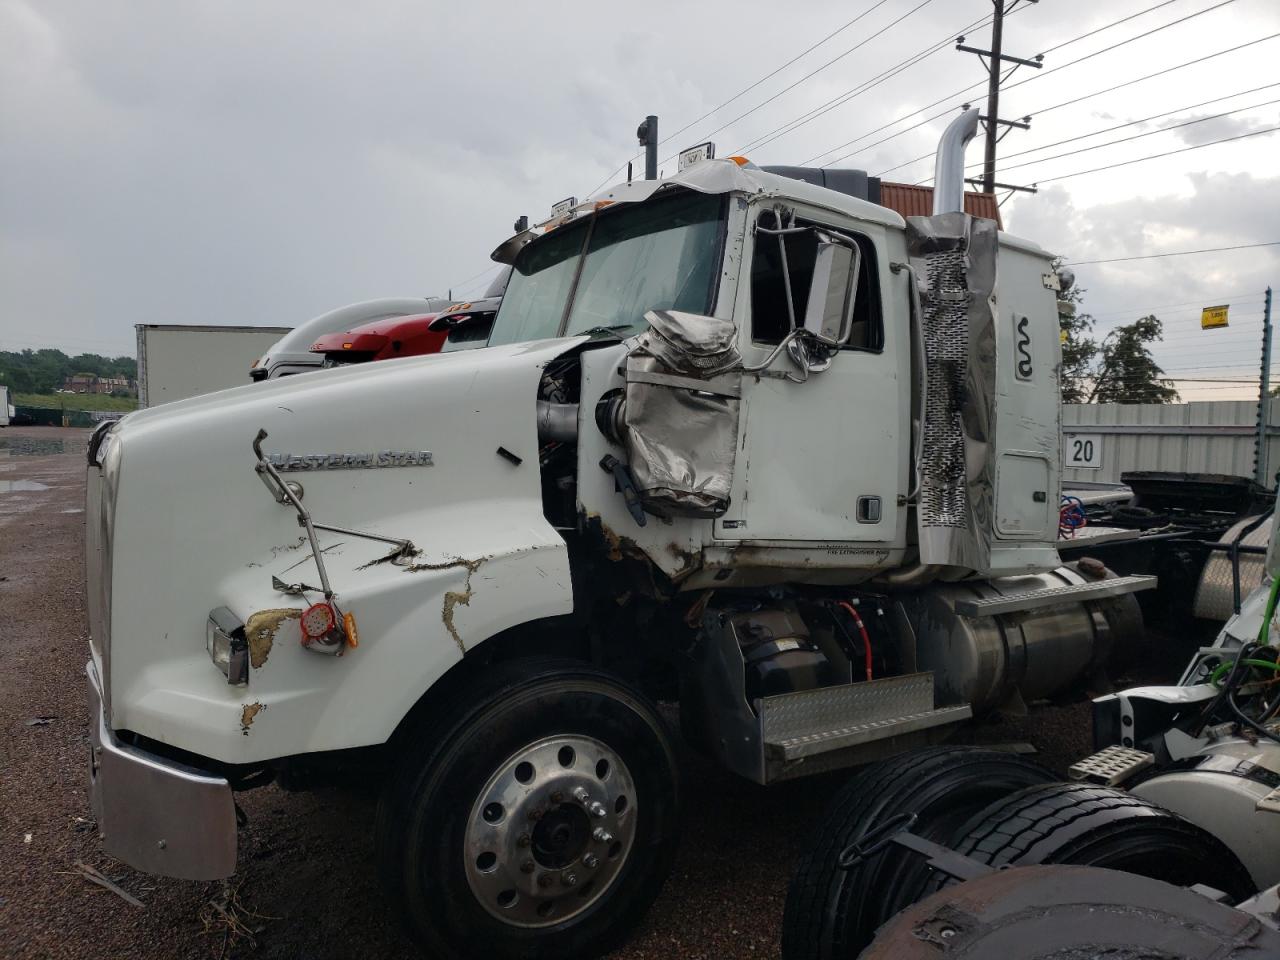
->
[907,212,998,572]
[624,309,742,517]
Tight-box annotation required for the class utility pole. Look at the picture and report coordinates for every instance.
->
[957,0,1041,196]
[1255,286,1274,486]
[637,115,658,181]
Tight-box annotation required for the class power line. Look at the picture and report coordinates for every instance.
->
[1040,0,1183,55]
[1028,33,1279,121]
[731,7,1001,157]
[1069,242,1280,265]
[922,82,1280,182]
[655,0,897,152]
[879,35,1280,178]
[1035,124,1280,185]
[957,96,1280,181]
[812,0,1241,169]
[1001,0,1240,97]
[589,0,910,192]
[657,0,944,168]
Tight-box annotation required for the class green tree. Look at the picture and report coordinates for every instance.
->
[0,348,135,395]
[1056,268,1097,404]
[1089,315,1179,404]
[1054,261,1178,404]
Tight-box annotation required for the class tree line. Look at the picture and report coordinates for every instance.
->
[0,348,137,395]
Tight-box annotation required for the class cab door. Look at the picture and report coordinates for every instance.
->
[714,207,907,544]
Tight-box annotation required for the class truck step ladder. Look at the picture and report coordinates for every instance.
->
[758,674,972,781]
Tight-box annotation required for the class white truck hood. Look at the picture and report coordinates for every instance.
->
[101,338,583,763]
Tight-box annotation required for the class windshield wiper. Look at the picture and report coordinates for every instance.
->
[579,324,632,339]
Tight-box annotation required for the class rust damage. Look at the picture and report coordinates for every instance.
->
[402,557,487,653]
[582,510,703,586]
[240,702,265,735]
[244,608,302,669]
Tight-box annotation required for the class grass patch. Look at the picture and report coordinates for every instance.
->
[15,392,138,412]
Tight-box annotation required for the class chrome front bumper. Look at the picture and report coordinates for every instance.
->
[86,660,238,880]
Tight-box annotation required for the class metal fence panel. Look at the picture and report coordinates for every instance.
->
[1062,400,1280,484]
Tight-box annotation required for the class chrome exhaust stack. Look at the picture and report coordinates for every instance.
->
[931,108,981,216]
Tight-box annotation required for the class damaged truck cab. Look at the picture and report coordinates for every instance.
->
[85,111,1152,959]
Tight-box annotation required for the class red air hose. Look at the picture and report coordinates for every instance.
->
[838,600,874,682]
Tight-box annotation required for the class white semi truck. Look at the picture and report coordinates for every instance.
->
[84,111,1152,959]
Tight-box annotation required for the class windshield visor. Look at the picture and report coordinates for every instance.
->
[490,190,725,346]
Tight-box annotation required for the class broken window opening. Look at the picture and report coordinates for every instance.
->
[749,211,883,352]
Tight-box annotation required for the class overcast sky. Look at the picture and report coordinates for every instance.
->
[2,0,1277,397]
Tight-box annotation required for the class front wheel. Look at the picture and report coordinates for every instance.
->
[376,659,681,960]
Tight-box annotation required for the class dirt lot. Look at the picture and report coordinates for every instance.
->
[0,426,1178,959]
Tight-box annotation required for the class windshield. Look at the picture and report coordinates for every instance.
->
[489,190,725,347]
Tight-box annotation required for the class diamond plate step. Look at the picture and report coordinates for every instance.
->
[760,673,972,763]
[953,575,1157,617]
[1068,744,1155,786]
[766,705,973,761]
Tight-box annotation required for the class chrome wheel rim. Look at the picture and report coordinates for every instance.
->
[463,735,637,927]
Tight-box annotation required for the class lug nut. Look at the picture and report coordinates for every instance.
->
[537,874,553,889]
[517,833,531,847]
[583,853,599,869]
[593,828,613,844]
[562,872,578,887]
[588,801,607,819]
[572,787,590,804]
[550,791,564,804]
[521,859,535,874]
[528,807,544,821]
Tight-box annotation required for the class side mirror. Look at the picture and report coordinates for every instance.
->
[802,235,860,346]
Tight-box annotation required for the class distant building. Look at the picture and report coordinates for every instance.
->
[63,374,137,397]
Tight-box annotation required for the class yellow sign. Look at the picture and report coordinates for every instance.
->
[1202,305,1230,329]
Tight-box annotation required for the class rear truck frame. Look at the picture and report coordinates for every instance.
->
[85,112,1151,959]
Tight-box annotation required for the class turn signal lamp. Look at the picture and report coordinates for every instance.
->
[301,602,337,641]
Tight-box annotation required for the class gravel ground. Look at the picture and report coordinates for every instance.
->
[0,426,1181,960]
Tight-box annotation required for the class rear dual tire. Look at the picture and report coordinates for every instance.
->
[781,746,1055,959]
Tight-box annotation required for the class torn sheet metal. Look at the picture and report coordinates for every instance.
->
[623,309,743,518]
[907,211,998,574]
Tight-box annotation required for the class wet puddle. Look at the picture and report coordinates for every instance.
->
[0,438,66,457]
[0,480,50,493]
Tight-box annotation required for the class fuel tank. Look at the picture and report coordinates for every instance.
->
[900,564,1144,714]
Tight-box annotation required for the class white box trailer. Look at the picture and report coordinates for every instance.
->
[135,324,292,408]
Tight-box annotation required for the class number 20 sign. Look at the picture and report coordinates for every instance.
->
[1063,433,1102,469]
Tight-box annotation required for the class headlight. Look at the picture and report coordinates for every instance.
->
[207,607,249,685]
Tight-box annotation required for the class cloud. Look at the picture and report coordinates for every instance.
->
[2,0,1277,357]
[1162,111,1279,145]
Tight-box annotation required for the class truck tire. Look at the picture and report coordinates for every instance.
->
[781,746,1054,960]
[859,864,1280,960]
[947,782,1256,901]
[375,659,681,960]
